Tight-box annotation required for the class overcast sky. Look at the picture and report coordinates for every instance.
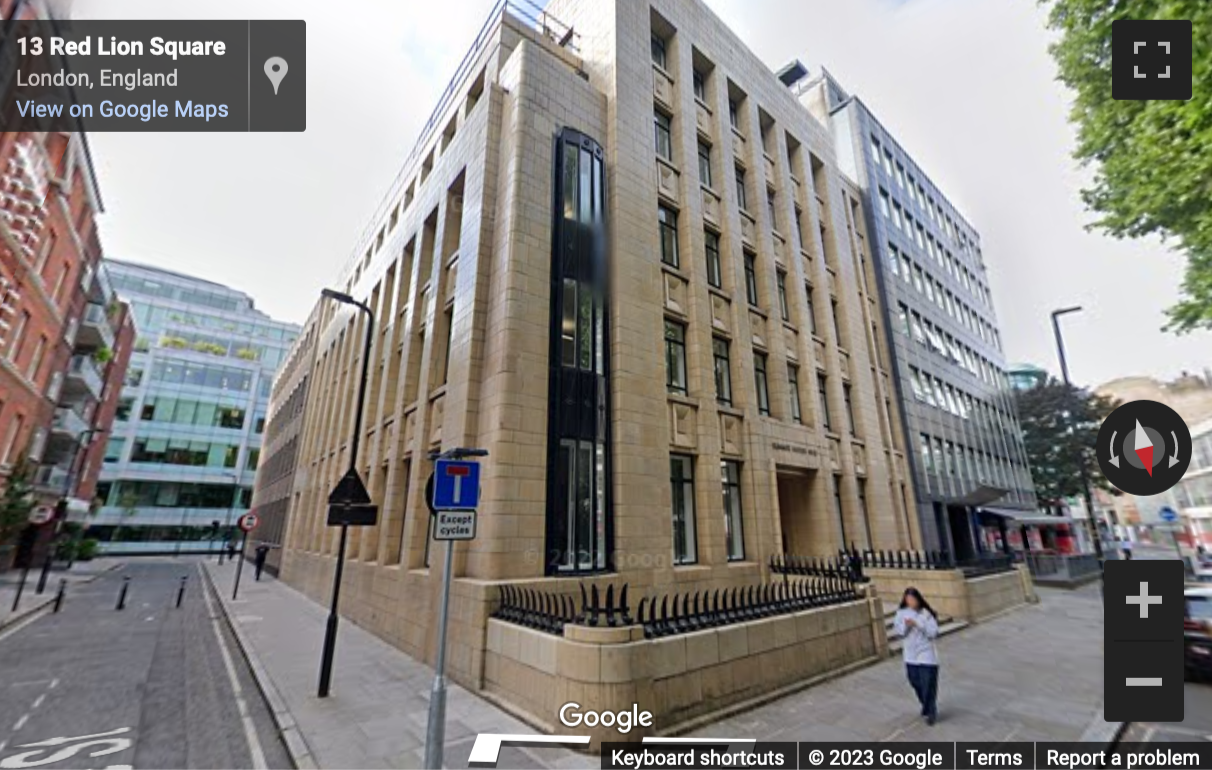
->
[74,0,1210,389]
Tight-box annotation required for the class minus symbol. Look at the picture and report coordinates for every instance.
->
[1126,678,1163,686]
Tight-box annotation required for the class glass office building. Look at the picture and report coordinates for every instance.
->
[94,259,299,551]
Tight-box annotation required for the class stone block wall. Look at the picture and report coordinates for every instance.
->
[865,563,1033,622]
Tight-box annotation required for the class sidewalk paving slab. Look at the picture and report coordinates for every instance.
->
[0,558,124,631]
[206,564,1109,769]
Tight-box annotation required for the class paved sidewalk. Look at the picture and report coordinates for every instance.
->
[687,584,1106,743]
[0,558,124,630]
[209,567,1107,769]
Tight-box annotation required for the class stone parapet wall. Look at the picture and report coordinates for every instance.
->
[865,563,1035,622]
[484,596,883,746]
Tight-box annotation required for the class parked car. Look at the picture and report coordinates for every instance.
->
[1185,587,1212,681]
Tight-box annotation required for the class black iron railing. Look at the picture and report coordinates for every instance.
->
[956,552,1016,577]
[856,548,954,572]
[492,575,863,638]
[768,552,863,581]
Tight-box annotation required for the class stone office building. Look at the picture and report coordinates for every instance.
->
[276,0,920,728]
[802,72,1038,561]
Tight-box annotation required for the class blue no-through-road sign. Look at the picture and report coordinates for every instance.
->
[1158,506,1179,523]
[432,459,481,511]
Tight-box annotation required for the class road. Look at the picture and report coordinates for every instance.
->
[0,559,290,769]
[1119,541,1212,743]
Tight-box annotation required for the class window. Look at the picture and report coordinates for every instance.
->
[658,205,679,267]
[843,384,857,436]
[878,189,890,218]
[712,337,732,405]
[818,374,831,431]
[744,252,759,306]
[735,166,748,210]
[103,436,125,463]
[697,141,712,187]
[754,352,770,416]
[651,34,667,69]
[896,302,909,335]
[7,311,29,361]
[766,188,777,230]
[870,136,881,159]
[830,299,842,343]
[896,163,906,189]
[788,364,802,423]
[441,307,454,384]
[665,320,687,395]
[728,100,740,130]
[704,230,722,288]
[920,434,934,472]
[693,70,706,101]
[909,367,925,401]
[805,284,818,334]
[721,460,745,560]
[25,336,46,380]
[670,454,697,564]
[776,271,789,321]
[654,111,673,161]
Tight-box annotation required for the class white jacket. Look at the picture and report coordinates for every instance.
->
[892,607,939,665]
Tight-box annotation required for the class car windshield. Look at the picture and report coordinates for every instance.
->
[1188,597,1212,621]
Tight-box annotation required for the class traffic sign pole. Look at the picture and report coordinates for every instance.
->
[424,447,487,770]
[232,513,258,601]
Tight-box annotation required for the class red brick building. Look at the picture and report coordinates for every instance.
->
[1,0,134,567]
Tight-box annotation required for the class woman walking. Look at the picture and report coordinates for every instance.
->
[892,587,940,724]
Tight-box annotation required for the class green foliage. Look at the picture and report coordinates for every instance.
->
[191,341,227,356]
[161,335,188,349]
[76,538,99,561]
[1043,0,1212,332]
[235,348,259,361]
[1015,377,1118,505]
[93,346,113,364]
[0,456,36,545]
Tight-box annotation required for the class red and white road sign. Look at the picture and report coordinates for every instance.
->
[237,512,259,532]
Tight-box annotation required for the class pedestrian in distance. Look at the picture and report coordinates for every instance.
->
[226,540,238,562]
[893,587,940,725]
[254,544,270,581]
[1121,538,1134,560]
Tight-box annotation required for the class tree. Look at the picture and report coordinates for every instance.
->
[1043,0,1212,332]
[1015,377,1118,510]
[0,456,37,545]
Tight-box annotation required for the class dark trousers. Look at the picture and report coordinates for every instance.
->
[906,663,939,718]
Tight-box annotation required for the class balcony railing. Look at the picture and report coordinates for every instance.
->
[34,463,70,492]
[65,354,104,399]
[51,406,88,437]
[78,303,115,350]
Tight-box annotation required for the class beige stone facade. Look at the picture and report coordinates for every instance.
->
[272,0,921,720]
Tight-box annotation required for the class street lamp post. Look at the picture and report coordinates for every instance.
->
[317,288,375,699]
[1050,306,1108,563]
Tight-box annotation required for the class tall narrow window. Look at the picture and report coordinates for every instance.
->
[713,337,732,406]
[7,311,29,362]
[754,352,770,416]
[722,460,745,560]
[857,478,872,549]
[654,111,673,161]
[832,474,848,545]
[728,100,739,130]
[651,34,667,69]
[744,252,759,306]
[704,230,722,288]
[830,299,842,342]
[693,70,706,101]
[766,188,777,230]
[788,364,802,423]
[697,141,712,187]
[658,205,679,267]
[665,320,687,395]
[805,285,818,334]
[735,166,748,210]
[818,374,832,431]
[441,307,454,384]
[843,383,857,436]
[547,128,610,574]
[776,271,789,321]
[670,454,697,564]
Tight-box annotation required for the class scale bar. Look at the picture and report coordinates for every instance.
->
[1125,677,1163,687]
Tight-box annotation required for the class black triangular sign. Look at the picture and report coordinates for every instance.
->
[328,469,371,505]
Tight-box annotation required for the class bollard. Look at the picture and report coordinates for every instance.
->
[53,579,66,613]
[176,575,187,608]
[35,551,52,594]
[116,576,129,610]
[10,565,30,612]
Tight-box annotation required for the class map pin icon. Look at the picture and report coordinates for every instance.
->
[264,57,288,95]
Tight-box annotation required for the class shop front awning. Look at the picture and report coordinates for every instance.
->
[978,506,1077,526]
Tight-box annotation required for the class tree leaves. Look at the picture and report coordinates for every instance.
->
[1014,377,1118,506]
[0,455,37,545]
[1043,0,1212,332]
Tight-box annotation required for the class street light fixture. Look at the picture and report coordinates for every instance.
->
[1049,306,1107,564]
[317,287,375,698]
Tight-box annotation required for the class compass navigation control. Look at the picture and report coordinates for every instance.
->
[1097,399,1191,496]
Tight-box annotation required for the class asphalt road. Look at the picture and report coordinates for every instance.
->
[0,558,291,769]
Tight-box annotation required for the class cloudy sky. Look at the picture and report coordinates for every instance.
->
[75,0,1210,388]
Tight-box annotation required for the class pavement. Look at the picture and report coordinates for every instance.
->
[209,564,1114,770]
[0,558,291,769]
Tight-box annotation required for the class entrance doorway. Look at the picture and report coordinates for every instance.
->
[777,470,818,554]
[946,505,976,563]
